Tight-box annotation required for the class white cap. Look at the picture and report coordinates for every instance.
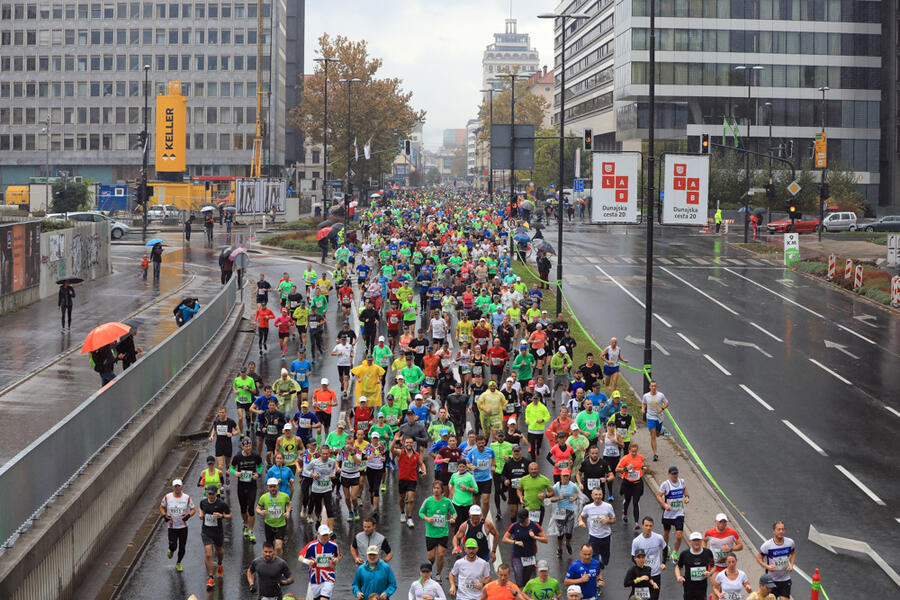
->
[559,345,567,353]
[266,477,279,486]
[359,396,368,403]
[283,423,292,430]
[320,377,329,385]
[689,531,703,541]
[317,524,332,536]
[569,422,579,430]
[172,478,183,486]
[566,585,583,596]
[469,505,482,515]
[506,377,514,383]
[508,417,517,424]
[415,393,424,400]
[715,513,728,522]
[370,431,380,438]
[378,335,385,341]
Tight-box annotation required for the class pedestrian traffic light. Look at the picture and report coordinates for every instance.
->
[785,140,794,158]
[701,133,710,154]
[583,128,593,151]
[404,140,411,156]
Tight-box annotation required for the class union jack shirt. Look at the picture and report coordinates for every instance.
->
[300,539,340,584]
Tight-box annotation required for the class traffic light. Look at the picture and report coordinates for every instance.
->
[785,140,794,158]
[583,128,593,151]
[701,133,710,154]
[765,182,776,201]
[788,197,797,217]
[821,182,830,199]
[404,140,411,156]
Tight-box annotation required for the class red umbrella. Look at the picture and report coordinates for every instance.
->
[81,322,131,353]
[315,228,330,240]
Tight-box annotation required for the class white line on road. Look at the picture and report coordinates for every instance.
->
[703,354,732,376]
[808,358,852,384]
[885,405,900,419]
[595,266,672,327]
[782,419,828,456]
[837,324,875,345]
[835,465,886,506]
[660,267,740,316]
[750,321,783,342]
[740,384,774,411]
[676,332,700,350]
[658,257,673,265]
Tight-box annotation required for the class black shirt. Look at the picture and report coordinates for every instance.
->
[579,362,604,389]
[212,418,238,441]
[445,393,469,422]
[578,458,611,495]
[307,312,324,333]
[249,556,292,597]
[231,451,263,486]
[337,327,358,344]
[676,548,715,591]
[261,411,287,440]
[256,280,271,302]
[501,457,529,486]
[548,320,568,340]
[360,307,380,333]
[623,564,654,595]
[497,323,515,349]
[199,498,230,535]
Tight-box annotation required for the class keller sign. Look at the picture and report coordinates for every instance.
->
[591,153,639,223]
[661,154,709,225]
[155,81,187,173]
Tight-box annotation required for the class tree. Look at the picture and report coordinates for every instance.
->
[289,34,426,187]
[425,167,441,186]
[51,180,91,213]
[477,86,548,145]
[530,127,591,190]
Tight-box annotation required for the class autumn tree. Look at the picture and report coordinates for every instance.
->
[477,85,549,144]
[531,127,591,189]
[290,34,426,187]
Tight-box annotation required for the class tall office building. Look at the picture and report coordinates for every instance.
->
[482,18,541,92]
[0,1,304,189]
[553,0,894,212]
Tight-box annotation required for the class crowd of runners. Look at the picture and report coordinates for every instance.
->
[160,190,796,600]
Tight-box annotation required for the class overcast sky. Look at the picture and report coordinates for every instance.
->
[304,0,556,149]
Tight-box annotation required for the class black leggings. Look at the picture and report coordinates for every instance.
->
[309,491,335,520]
[621,479,643,522]
[167,528,188,562]
[527,433,544,461]
[366,467,384,498]
[492,473,506,512]
[60,305,72,328]
[300,477,313,512]
[258,327,269,348]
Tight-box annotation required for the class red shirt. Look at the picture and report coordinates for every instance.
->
[423,354,440,378]
[397,449,419,481]
[548,444,575,475]
[386,309,403,331]
[545,416,574,443]
[255,307,275,328]
[486,346,509,368]
[338,286,354,305]
[387,280,402,300]
[353,406,373,432]
[473,326,491,350]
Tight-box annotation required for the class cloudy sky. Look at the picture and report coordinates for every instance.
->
[304,0,556,149]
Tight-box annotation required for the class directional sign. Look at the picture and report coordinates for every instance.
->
[808,524,900,587]
[723,339,772,358]
[824,340,859,359]
[661,154,709,225]
[573,178,585,192]
[592,153,639,224]
[852,314,877,328]
[787,180,802,196]
[783,233,799,266]
[814,132,827,168]
[887,234,899,267]
[624,335,670,356]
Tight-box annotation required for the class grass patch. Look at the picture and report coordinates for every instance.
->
[735,242,781,254]
[261,231,320,253]
[38,218,74,232]
[278,218,319,231]
[791,256,895,306]
[867,236,887,246]
[795,260,827,275]
[512,262,643,416]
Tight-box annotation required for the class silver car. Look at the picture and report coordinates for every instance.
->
[45,211,131,239]
[821,211,858,232]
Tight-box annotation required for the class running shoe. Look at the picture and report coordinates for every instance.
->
[243,526,249,538]
[248,531,256,543]
[407,518,414,528]
[653,454,659,462]
[354,511,360,521]
[206,576,215,590]
[175,563,183,572]
[380,483,387,492]
[217,565,224,577]
[167,550,173,559]
[670,551,679,563]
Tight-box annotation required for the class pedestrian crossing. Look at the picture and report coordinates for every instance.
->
[565,255,773,267]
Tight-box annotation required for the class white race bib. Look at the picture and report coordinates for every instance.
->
[690,566,706,581]
[299,418,311,428]
[266,425,278,435]
[510,478,521,489]
[773,555,790,570]
[216,425,228,435]
[315,479,330,489]
[239,470,253,482]
[316,554,333,566]
[432,514,446,528]
[519,555,535,567]
[476,458,490,470]
[536,348,545,357]
[203,513,218,527]
[725,592,742,600]
[267,505,282,519]
[635,588,651,599]
[587,478,602,490]
[669,499,684,511]
[528,510,541,523]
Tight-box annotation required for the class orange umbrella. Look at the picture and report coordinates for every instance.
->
[81,322,132,353]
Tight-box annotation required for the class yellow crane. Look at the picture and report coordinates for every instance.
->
[250,0,264,177]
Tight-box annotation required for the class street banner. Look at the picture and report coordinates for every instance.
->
[661,154,709,225]
[236,179,286,214]
[155,81,187,173]
[591,153,639,224]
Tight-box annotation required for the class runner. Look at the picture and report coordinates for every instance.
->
[254,302,275,354]
[337,434,364,521]
[159,479,195,573]
[623,549,657,599]
[449,460,479,524]
[713,553,752,600]
[616,442,646,528]
[293,401,322,449]
[197,454,224,495]
[288,348,313,406]
[274,308,294,358]
[299,524,341,600]
[501,443,529,522]
[524,392,550,462]
[209,406,238,483]
[578,487,616,567]
[675,531,715,600]
[756,521,795,600]
[275,422,302,473]
[256,477,291,557]
[467,434,496,515]
[704,514,744,573]
[265,450,295,498]
[351,545,398,600]
[247,542,294,599]
[230,437,263,543]
[233,365,258,435]
[600,338,627,392]
[549,469,580,558]
[449,538,491,600]
[418,480,457,581]
[517,461,555,527]
[641,380,669,462]
[312,378,338,437]
[308,445,339,531]
[482,564,528,600]
[564,543,604,600]
[331,336,355,397]
[547,432,575,484]
[631,517,668,600]
[476,380,505,437]
[503,509,548,587]
[198,485,231,590]
[409,562,447,600]
[522,560,562,600]
[452,505,500,565]
[363,430,387,510]
[392,434,426,528]
[656,465,690,561]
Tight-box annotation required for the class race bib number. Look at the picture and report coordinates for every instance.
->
[603,445,619,457]
[299,418,311,428]
[528,510,541,523]
[773,555,790,570]
[715,550,728,562]
[616,427,627,438]
[645,554,658,569]
[635,588,651,599]
[266,425,278,435]
[296,373,307,382]
[169,506,183,516]
[316,554,333,566]
[557,460,569,470]
[464,578,479,592]
[357,420,368,430]
[267,505,283,519]
[586,419,597,430]
[626,467,641,482]
[725,592,742,600]
[216,425,228,435]
[510,478,521,489]
[505,403,515,413]
[239,470,253,482]
[590,516,604,529]
[204,513,218,527]
[669,499,684,511]
[447,462,458,472]
[425,377,436,385]
[460,366,471,374]
[315,479,330,490]
[318,401,330,411]
[519,555,536,567]
[536,348,545,357]
[387,415,399,425]
[690,566,706,581]
[432,514,446,528]
[587,478,602,490]
[477,458,490,470]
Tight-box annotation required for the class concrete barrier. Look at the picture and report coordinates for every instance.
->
[0,286,242,599]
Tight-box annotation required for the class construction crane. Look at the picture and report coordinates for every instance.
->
[250,0,264,177]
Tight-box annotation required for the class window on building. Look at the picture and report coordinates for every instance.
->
[208,3,217,18]
[194,2,204,18]
[182,3,191,17]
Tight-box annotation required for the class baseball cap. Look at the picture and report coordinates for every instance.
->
[440,427,449,435]
[528,379,536,386]
[506,377,514,383]
[240,437,252,446]
[206,455,215,464]
[668,466,679,474]
[556,431,567,438]
[317,524,332,536]
[633,549,646,557]
[415,393,424,400]
[266,477,279,486]
[508,417,517,424]
[566,585,583,596]
[469,505,482,515]
[366,545,380,555]
[689,531,703,541]
[359,396,368,403]
[560,468,571,476]
[570,422,579,430]
[172,478,183,486]
[611,390,621,398]
[301,401,309,408]
[378,335,385,341]
[336,421,345,428]
[320,377,329,385]
[205,485,218,494]
[559,346,567,353]
[239,366,247,372]
[537,559,549,572]
[371,431,380,438]
[464,538,479,549]
[488,380,497,386]
[512,444,522,451]
[715,513,728,522]
[760,574,777,589]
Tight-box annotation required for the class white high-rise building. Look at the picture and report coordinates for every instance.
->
[482,19,540,93]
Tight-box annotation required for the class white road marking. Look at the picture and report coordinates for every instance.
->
[740,384,774,411]
[703,354,732,376]
[835,465,886,506]
[676,332,700,350]
[750,321,783,342]
[660,267,739,316]
[658,257,673,265]
[884,405,900,419]
[808,358,852,384]
[622,257,636,264]
[782,419,827,456]
[853,314,878,328]
[724,339,773,358]
[595,266,672,327]
[837,324,875,344]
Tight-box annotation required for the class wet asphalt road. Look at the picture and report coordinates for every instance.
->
[551,222,900,598]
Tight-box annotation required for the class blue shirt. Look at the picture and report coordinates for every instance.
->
[253,394,278,413]
[569,380,586,398]
[467,447,495,482]
[292,410,320,441]
[428,440,448,455]
[566,559,601,598]
[289,359,312,388]
[416,273,432,293]
[553,481,580,511]
[265,464,294,495]
[586,391,609,408]
[411,404,431,424]
[356,264,371,280]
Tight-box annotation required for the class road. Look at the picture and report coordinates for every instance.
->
[553,222,900,597]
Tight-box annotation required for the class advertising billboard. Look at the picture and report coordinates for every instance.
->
[155,81,187,173]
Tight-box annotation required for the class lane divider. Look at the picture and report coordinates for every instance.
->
[835,465,886,506]
[782,420,828,456]
[739,384,774,411]
[703,354,732,376]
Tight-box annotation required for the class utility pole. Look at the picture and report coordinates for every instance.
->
[141,64,150,242]
[643,0,656,395]
[479,88,495,204]
[314,56,339,217]
[818,86,830,242]
[339,78,362,205]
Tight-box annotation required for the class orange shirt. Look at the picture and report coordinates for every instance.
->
[616,453,645,482]
[312,388,336,414]
[484,580,521,600]
[255,307,275,328]
[423,354,440,378]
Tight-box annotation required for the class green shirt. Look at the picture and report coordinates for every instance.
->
[450,472,477,507]
[378,405,403,432]
[387,385,411,410]
[428,419,456,442]
[522,576,561,600]
[419,495,455,538]
[278,280,294,299]
[519,474,553,510]
[490,440,513,473]
[368,423,393,443]
[325,430,349,450]
[575,410,601,440]
[311,294,328,315]
[258,491,290,527]
[233,375,256,403]
[567,433,590,471]
[373,345,393,368]
[400,365,424,386]
[401,300,418,321]
[512,353,536,381]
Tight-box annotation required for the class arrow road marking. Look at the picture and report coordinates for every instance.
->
[808,358,852,384]
[724,338,773,358]
[853,314,878,328]
[834,465,886,506]
[660,267,739,316]
[595,266,672,327]
[676,332,699,350]
[624,336,669,356]
[808,524,899,588]
[750,322,783,342]
[740,384,774,411]
[703,354,731,376]
[824,340,860,359]
[775,278,796,288]
[707,275,729,287]
[782,419,828,456]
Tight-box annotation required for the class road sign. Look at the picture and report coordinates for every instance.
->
[787,180,802,196]
[661,154,709,225]
[887,234,899,267]
[505,218,518,230]
[490,124,535,170]
[233,252,250,269]
[748,187,765,195]
[784,232,800,265]
[591,153,639,224]
[814,132,827,168]
[573,179,584,192]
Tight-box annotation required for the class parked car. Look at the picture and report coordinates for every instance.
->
[863,215,900,232]
[821,211,858,231]
[146,204,181,222]
[766,215,819,234]
[45,211,130,239]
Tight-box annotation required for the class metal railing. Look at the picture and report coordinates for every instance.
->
[0,277,238,549]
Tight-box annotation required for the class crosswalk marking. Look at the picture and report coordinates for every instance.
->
[565,255,771,267]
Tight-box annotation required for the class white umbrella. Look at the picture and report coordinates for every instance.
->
[199,205,216,213]
[370,192,382,198]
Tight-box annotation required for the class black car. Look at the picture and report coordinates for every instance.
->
[863,216,900,232]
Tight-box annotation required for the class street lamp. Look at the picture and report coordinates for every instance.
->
[339,77,362,202]
[818,85,830,242]
[734,64,764,243]
[538,11,590,315]
[314,56,339,217]
[479,88,495,204]
[141,64,150,243]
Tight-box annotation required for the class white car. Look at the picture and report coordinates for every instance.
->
[821,211,858,232]
[46,211,130,239]
[146,204,181,222]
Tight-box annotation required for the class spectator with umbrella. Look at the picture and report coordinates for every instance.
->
[145,238,165,279]
[317,227,330,262]
[82,321,131,386]
[204,211,215,246]
[57,277,80,331]
[116,318,144,370]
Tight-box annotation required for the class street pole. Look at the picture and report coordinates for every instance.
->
[141,64,149,243]
[643,0,656,395]
[314,57,338,217]
[340,78,361,205]
[818,86,829,242]
[480,88,494,204]
[736,65,763,243]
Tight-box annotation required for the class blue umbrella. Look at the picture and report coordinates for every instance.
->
[145,238,164,246]
[513,233,530,243]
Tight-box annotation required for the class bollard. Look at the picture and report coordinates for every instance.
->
[810,568,821,600]
[854,264,863,292]
[826,254,835,281]
[844,259,853,281]
[892,276,900,308]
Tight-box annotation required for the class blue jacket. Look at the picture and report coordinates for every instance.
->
[352,560,397,598]
[180,302,199,322]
